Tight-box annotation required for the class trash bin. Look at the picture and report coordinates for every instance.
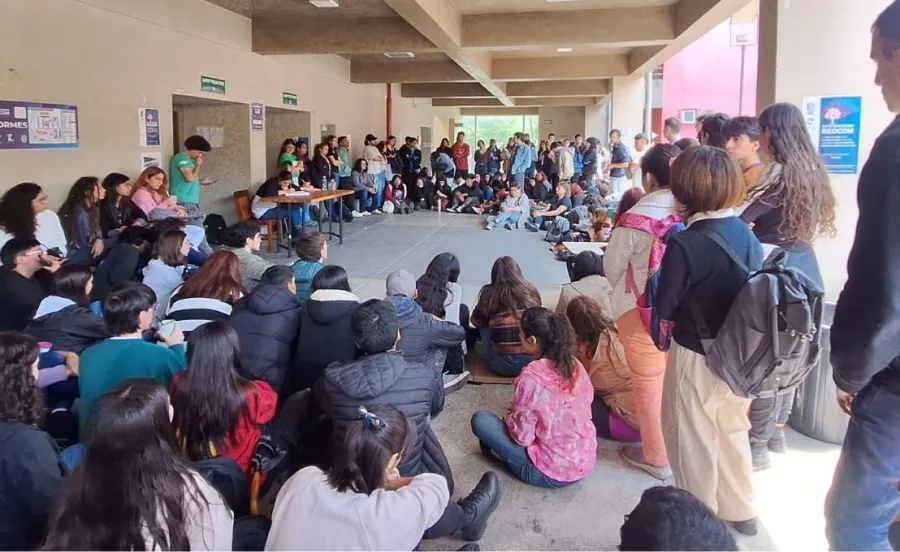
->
[788,302,849,445]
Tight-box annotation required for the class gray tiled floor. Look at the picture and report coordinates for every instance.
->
[262,211,840,551]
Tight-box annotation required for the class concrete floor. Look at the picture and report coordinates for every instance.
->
[263,211,842,551]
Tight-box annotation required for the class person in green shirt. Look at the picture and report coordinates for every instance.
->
[169,135,213,215]
[78,282,186,435]
[278,138,299,169]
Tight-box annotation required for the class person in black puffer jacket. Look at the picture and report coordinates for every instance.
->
[229,266,302,393]
[283,266,360,397]
[313,299,501,542]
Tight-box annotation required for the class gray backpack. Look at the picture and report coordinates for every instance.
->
[689,229,824,400]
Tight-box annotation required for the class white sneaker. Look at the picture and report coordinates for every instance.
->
[372,209,383,215]
[443,371,470,393]
[362,211,372,216]
[351,210,363,218]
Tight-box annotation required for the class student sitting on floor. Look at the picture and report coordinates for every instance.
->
[385,175,415,214]
[313,300,501,543]
[141,229,191,322]
[291,232,326,303]
[99,173,147,238]
[447,176,484,214]
[566,295,639,442]
[471,256,542,378]
[431,173,453,211]
[170,320,277,474]
[59,176,114,266]
[486,182,529,230]
[471,307,597,488]
[222,222,274,292]
[416,253,468,387]
[44,379,233,551]
[0,332,65,551]
[27,264,108,354]
[163,250,244,336]
[265,405,450,551]
[78,282,186,434]
[526,182,573,232]
[91,226,153,302]
[555,251,613,315]
[284,265,360,395]
[384,269,465,406]
[619,486,737,551]
[230,265,302,393]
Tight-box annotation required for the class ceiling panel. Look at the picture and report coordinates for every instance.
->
[454,0,676,15]
[205,0,398,18]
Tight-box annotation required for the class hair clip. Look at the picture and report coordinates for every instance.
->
[357,405,385,429]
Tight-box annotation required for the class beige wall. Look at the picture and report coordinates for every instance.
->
[585,102,611,142]
[758,0,893,299]
[265,109,312,175]
[611,75,647,139]
[538,107,586,141]
[0,0,439,213]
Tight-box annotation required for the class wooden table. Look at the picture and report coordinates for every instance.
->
[261,189,355,254]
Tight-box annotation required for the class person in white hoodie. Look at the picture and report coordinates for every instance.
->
[0,183,67,265]
[602,144,682,481]
[142,229,190,321]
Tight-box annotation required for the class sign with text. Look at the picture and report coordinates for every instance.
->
[282,92,298,106]
[200,76,226,95]
[251,103,264,131]
[803,96,862,175]
[139,108,160,147]
[0,100,79,149]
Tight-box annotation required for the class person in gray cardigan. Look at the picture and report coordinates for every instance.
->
[486,182,530,230]
[350,158,377,216]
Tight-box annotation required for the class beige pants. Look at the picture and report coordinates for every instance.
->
[661,341,755,522]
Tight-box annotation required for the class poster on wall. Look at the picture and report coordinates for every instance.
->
[140,152,163,170]
[251,104,264,131]
[802,95,862,175]
[0,100,79,149]
[138,108,160,147]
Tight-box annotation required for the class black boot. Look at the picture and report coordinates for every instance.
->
[458,472,501,541]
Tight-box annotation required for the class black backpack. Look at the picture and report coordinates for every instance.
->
[203,214,228,245]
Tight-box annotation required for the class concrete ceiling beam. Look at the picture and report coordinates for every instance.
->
[492,55,629,81]
[350,60,471,83]
[461,6,675,49]
[252,17,436,55]
[401,82,492,98]
[514,97,599,107]
[432,98,505,107]
[505,79,610,97]
[382,0,513,106]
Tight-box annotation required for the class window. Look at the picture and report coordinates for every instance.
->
[680,109,698,125]
[457,114,540,164]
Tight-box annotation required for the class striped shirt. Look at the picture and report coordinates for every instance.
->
[164,289,233,335]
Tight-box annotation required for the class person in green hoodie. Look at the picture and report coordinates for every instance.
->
[77,282,186,434]
[291,232,326,302]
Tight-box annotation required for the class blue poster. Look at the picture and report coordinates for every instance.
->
[0,100,79,150]
[139,108,160,147]
[805,96,862,175]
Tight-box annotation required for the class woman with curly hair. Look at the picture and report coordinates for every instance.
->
[742,102,836,471]
[59,176,112,266]
[0,332,64,550]
[0,182,68,262]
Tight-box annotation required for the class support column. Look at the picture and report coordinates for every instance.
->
[611,74,646,140]
[757,0,892,298]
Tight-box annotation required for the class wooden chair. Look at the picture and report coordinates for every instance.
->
[233,190,281,253]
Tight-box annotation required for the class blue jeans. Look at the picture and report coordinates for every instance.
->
[258,205,307,227]
[355,189,372,212]
[471,410,572,488]
[826,381,900,550]
[512,173,525,186]
[187,249,208,266]
[60,443,86,472]
[478,328,531,376]
[373,172,386,210]
[489,212,521,229]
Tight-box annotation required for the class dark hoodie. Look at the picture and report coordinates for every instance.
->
[230,284,302,393]
[25,296,109,354]
[313,351,453,491]
[386,295,465,375]
[285,289,360,395]
[0,422,63,551]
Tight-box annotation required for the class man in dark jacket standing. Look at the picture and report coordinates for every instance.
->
[827,4,900,550]
[230,266,302,393]
[314,299,500,542]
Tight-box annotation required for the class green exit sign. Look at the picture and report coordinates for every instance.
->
[200,76,226,95]
[282,92,298,106]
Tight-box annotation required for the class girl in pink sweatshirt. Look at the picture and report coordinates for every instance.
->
[471,307,597,488]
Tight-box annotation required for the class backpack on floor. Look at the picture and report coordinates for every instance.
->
[689,229,824,400]
[203,214,228,245]
[617,213,685,350]
[544,217,570,242]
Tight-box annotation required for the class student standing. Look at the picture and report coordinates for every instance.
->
[826,5,900,549]
[364,134,388,213]
[474,140,490,180]
[452,132,471,179]
[510,133,533,186]
[663,118,683,144]
[722,117,765,191]
[608,129,632,198]
[169,135,214,215]
[742,103,835,471]
[655,146,762,536]
[336,136,353,190]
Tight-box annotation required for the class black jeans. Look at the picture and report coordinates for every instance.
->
[443,304,469,375]
[748,389,795,444]
[423,501,469,539]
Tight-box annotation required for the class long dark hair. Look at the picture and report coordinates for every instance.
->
[476,256,541,317]
[44,379,205,550]
[416,253,459,318]
[754,103,837,243]
[171,321,252,461]
[52,264,93,307]
[179,250,244,303]
[566,295,620,371]
[59,176,102,245]
[521,307,577,388]
[0,332,43,426]
[0,183,42,241]
[613,188,646,227]
[101,172,131,226]
[327,405,413,495]
[640,144,680,190]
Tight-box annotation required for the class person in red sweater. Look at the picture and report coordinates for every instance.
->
[452,132,471,179]
[170,319,276,474]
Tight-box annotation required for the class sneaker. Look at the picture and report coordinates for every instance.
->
[362,211,372,217]
[768,427,787,453]
[443,371,470,393]
[372,209,383,215]
[447,207,459,213]
[473,207,484,215]
[729,518,758,537]
[351,210,363,218]
[485,222,495,230]
[504,223,513,230]
[458,472,501,541]
[620,445,672,481]
[524,221,540,232]
[751,441,771,471]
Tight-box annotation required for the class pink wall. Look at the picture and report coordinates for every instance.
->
[661,20,759,139]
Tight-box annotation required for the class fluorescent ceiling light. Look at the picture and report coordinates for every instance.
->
[547,0,581,3]
[557,47,573,53]
[309,0,339,7]
[384,52,415,59]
